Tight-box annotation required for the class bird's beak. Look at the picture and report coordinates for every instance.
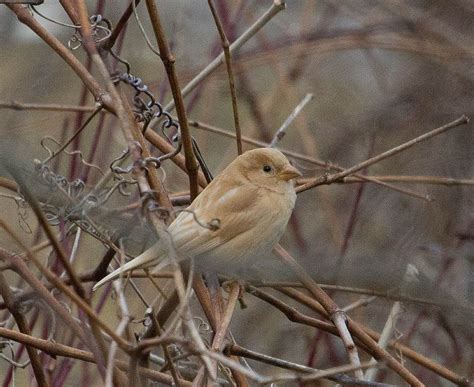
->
[279,164,302,181]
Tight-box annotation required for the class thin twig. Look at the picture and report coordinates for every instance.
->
[15,178,85,298]
[263,361,380,385]
[278,286,471,386]
[269,93,313,147]
[0,101,97,112]
[208,0,243,155]
[0,247,88,345]
[251,280,474,311]
[145,0,200,200]
[322,174,474,186]
[103,0,141,50]
[6,5,113,111]
[132,0,161,57]
[342,296,378,313]
[365,302,401,382]
[0,326,191,385]
[226,343,371,385]
[297,115,470,193]
[207,282,240,382]
[43,106,102,163]
[274,245,364,380]
[0,274,48,387]
[0,221,132,353]
[158,0,286,114]
[105,279,131,387]
[274,245,423,385]
[188,118,432,201]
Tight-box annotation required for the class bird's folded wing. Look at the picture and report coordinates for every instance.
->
[167,209,223,258]
[168,184,261,259]
[93,183,259,290]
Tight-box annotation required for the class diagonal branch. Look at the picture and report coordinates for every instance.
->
[297,115,470,193]
[161,0,286,113]
[6,4,113,112]
[274,245,423,386]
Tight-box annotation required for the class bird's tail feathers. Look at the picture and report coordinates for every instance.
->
[92,244,164,291]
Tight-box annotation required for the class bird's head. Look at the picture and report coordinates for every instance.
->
[234,148,302,192]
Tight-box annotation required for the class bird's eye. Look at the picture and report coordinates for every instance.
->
[263,165,272,173]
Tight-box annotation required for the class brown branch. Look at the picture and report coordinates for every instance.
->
[144,0,200,200]
[73,7,182,381]
[188,119,432,201]
[226,343,379,385]
[0,101,97,113]
[145,130,208,188]
[0,326,192,386]
[0,273,48,387]
[251,284,468,385]
[74,0,175,217]
[220,32,471,76]
[147,312,182,387]
[191,277,249,386]
[274,245,364,379]
[278,287,471,386]
[0,247,88,345]
[15,179,85,298]
[103,0,141,51]
[208,0,243,155]
[207,282,240,382]
[119,88,175,213]
[297,115,470,193]
[246,285,336,332]
[274,245,423,386]
[312,175,474,186]
[58,0,81,25]
[160,0,287,113]
[269,93,314,148]
[6,5,113,112]
[0,177,18,192]
[0,221,132,353]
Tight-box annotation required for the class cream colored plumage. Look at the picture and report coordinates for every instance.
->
[92,148,301,291]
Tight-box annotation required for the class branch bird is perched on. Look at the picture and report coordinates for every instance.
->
[93,148,301,291]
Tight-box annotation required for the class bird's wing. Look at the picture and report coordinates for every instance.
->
[93,182,259,291]
[168,182,259,258]
[168,210,223,257]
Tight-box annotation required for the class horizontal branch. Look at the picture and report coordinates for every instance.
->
[0,326,191,386]
[0,100,97,113]
[315,174,474,186]
[188,119,432,201]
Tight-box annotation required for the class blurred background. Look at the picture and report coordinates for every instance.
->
[0,1,473,385]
